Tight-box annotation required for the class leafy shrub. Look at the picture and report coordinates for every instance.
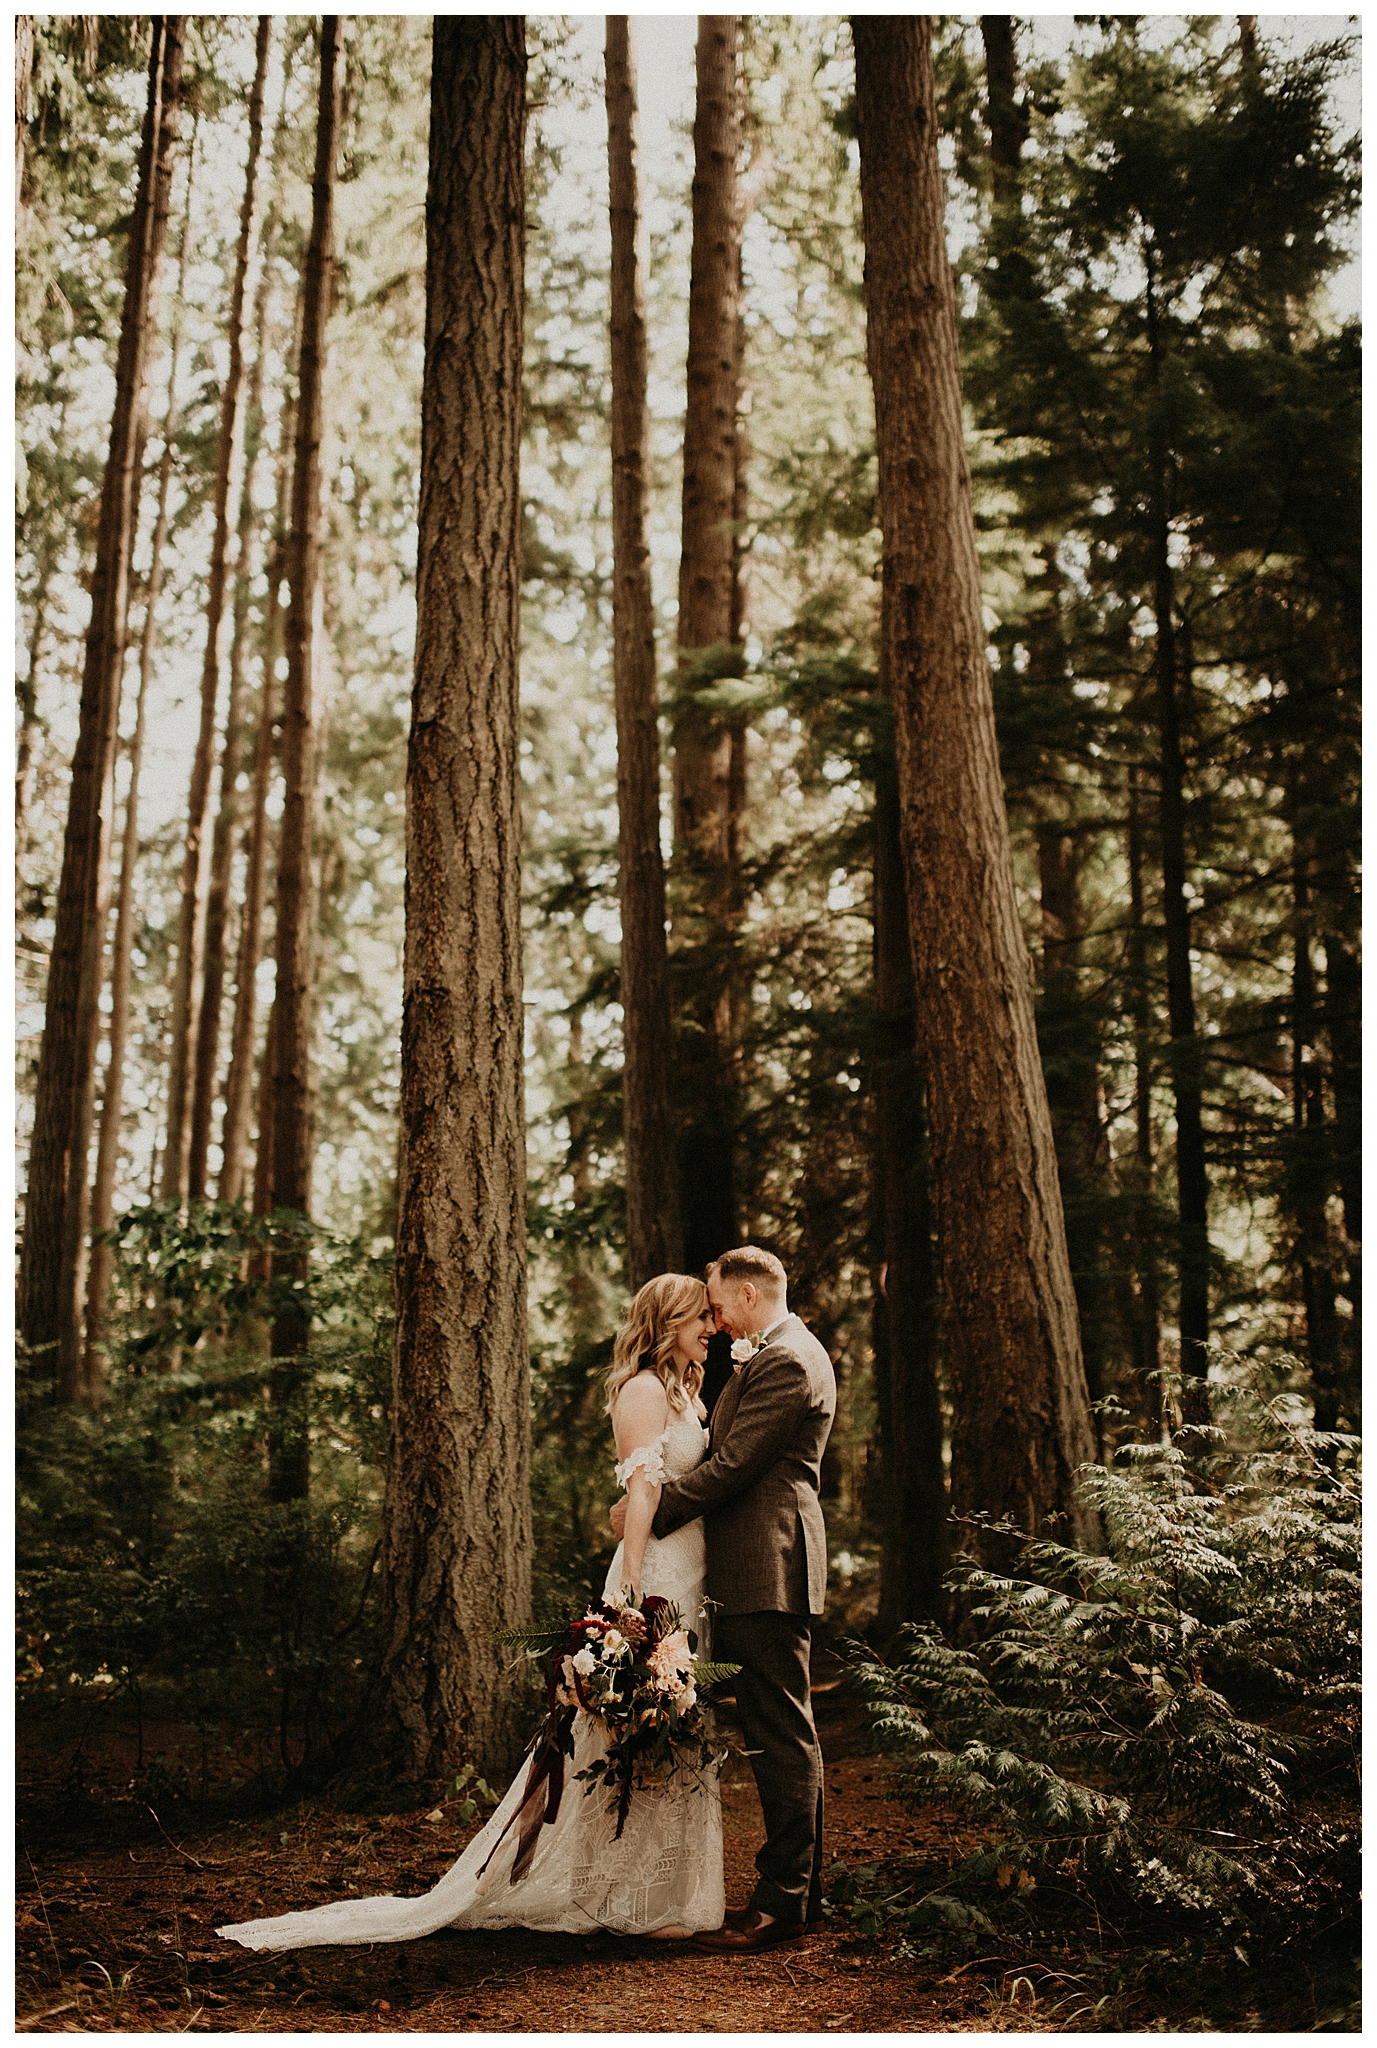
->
[845,1372,1359,1943]
[16,1200,626,1800]
[16,1204,394,1794]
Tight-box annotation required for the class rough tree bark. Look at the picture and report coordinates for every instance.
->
[19,17,184,1394]
[83,175,196,1400]
[672,13,744,1274]
[266,16,341,1502]
[852,14,1099,1553]
[871,766,947,1633]
[605,15,682,1286]
[162,16,270,1200]
[377,15,531,1784]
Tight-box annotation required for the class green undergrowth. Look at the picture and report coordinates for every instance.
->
[832,1368,1359,2026]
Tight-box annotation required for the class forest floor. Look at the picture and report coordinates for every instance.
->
[16,1671,1357,2037]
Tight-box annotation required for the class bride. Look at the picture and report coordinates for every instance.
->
[218,1273,725,1950]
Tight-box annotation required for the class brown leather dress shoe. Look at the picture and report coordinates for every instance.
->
[694,1909,809,1954]
[724,1904,824,1934]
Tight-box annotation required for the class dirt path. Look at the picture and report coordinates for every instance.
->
[17,1680,1336,2034]
[17,1686,1013,2035]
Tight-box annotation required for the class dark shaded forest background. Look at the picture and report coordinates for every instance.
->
[15,13,1358,1948]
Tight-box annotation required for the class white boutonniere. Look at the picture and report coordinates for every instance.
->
[730,1335,762,1367]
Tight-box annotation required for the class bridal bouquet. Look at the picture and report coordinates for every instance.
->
[492,1592,739,1859]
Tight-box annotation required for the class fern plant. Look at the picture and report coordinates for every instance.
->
[846,1370,1359,1939]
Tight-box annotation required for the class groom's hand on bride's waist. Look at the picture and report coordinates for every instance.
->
[609,1496,628,1541]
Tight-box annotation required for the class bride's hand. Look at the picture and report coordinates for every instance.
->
[609,1495,628,1541]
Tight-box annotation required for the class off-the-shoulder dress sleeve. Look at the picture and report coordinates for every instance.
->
[614,1424,670,1490]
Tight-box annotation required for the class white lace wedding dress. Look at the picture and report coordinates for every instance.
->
[218,1403,725,1949]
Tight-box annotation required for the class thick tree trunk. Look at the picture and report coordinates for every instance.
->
[82,228,192,1401]
[672,13,743,1274]
[871,768,947,1634]
[18,17,184,1393]
[265,16,341,1502]
[1144,255,1210,1419]
[377,15,530,1785]
[852,14,1099,1555]
[605,16,682,1286]
[163,18,270,1201]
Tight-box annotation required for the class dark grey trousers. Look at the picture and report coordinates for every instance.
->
[715,1610,825,1923]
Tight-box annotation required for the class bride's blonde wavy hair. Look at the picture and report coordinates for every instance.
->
[604,1273,708,1415]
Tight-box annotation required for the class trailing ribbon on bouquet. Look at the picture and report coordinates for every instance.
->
[490,1593,739,1858]
[475,1667,577,1887]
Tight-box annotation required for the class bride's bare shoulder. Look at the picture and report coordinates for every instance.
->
[612,1370,670,1437]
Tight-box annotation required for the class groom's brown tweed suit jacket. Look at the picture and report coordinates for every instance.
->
[651,1313,836,1616]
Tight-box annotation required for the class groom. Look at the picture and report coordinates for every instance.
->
[613,1245,836,1952]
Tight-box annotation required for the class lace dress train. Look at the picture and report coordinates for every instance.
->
[218,1409,724,1948]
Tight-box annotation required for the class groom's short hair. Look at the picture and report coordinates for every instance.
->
[709,1245,786,1291]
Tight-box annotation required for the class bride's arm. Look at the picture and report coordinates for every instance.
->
[612,1374,669,1599]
